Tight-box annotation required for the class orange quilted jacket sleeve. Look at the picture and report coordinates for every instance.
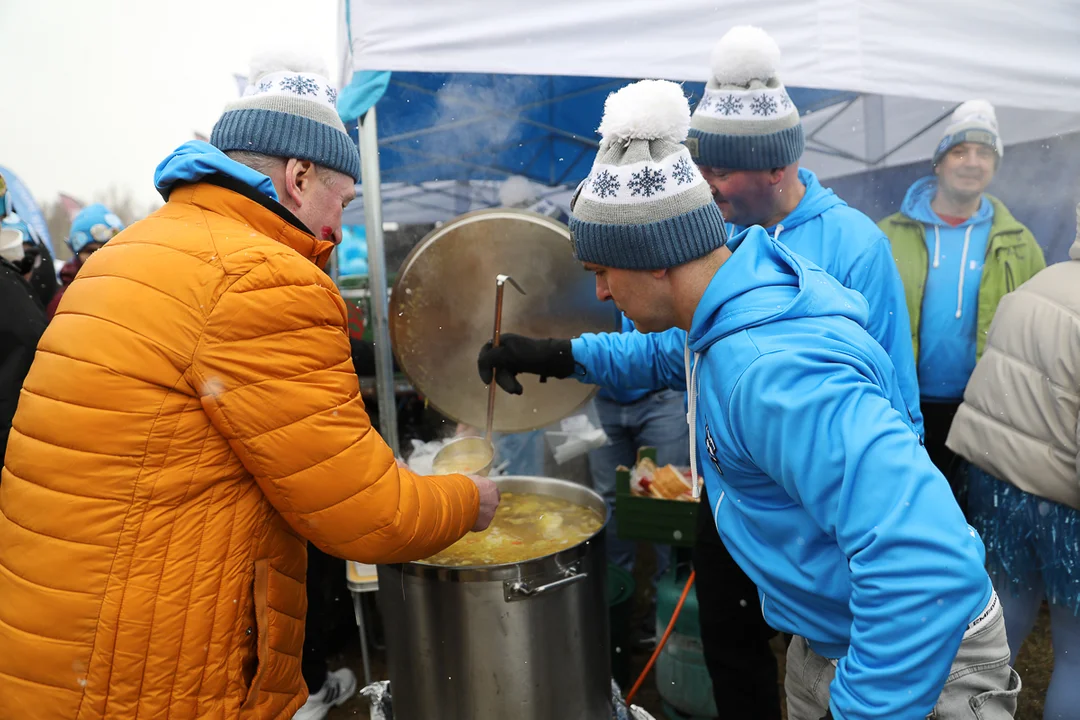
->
[189,252,479,563]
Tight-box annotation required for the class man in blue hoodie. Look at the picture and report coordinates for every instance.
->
[879,100,1044,495]
[480,79,1016,720]
[684,26,926,717]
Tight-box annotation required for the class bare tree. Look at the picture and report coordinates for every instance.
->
[94,186,140,226]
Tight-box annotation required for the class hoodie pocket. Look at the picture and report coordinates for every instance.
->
[241,559,271,711]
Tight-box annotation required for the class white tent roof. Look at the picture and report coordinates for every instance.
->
[340,0,1080,113]
[802,94,1080,179]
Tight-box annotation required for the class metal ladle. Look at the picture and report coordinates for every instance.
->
[431,274,526,476]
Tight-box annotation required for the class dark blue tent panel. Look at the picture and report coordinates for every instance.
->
[350,73,852,188]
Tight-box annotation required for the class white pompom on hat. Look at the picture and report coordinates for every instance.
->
[709,25,782,87]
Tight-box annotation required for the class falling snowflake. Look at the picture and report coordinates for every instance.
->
[749,94,779,116]
[280,75,319,97]
[590,169,621,199]
[628,166,666,197]
[257,79,274,93]
[326,86,338,106]
[671,156,695,185]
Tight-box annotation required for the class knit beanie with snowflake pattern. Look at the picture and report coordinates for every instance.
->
[568,80,728,270]
[211,53,360,182]
[687,26,804,170]
[933,99,1003,167]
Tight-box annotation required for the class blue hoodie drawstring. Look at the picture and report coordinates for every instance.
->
[931,223,974,319]
[955,225,974,319]
[933,225,942,268]
[685,341,703,499]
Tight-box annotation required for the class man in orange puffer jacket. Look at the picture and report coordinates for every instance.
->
[0,55,499,720]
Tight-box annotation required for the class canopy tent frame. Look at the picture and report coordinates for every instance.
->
[339,1,1080,450]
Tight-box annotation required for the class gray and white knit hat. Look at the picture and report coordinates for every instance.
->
[569,80,727,270]
[687,26,804,170]
[211,53,360,182]
[933,100,1003,166]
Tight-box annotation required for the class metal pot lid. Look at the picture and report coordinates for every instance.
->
[389,209,616,433]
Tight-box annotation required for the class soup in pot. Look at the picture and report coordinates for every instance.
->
[421,492,604,567]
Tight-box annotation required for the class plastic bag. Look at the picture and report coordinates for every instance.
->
[545,401,609,465]
[611,680,658,720]
[360,680,393,720]
[403,438,451,477]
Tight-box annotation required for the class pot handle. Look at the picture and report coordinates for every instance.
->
[503,567,587,603]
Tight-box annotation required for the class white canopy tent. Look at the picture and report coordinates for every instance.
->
[337,0,1080,451]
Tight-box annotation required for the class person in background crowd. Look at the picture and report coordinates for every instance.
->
[588,308,688,646]
[4,214,59,309]
[0,217,47,464]
[880,100,1045,496]
[671,26,923,718]
[946,203,1080,720]
[45,203,125,320]
[480,78,1016,720]
[0,174,58,308]
[1,214,46,296]
[0,54,498,720]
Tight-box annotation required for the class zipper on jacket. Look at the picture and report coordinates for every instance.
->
[1005,261,1016,293]
[916,230,930,371]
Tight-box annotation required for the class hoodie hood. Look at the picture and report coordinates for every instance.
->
[154,141,279,202]
[900,176,992,227]
[687,225,869,353]
[730,169,845,235]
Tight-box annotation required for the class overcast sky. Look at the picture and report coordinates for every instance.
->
[0,0,340,210]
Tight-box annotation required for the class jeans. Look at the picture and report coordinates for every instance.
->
[785,592,1021,720]
[492,429,546,477]
[587,390,689,583]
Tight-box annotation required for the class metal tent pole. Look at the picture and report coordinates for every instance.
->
[864,94,886,166]
[359,106,400,456]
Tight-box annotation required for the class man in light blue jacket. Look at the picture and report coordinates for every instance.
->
[686,25,926,716]
[479,79,1016,720]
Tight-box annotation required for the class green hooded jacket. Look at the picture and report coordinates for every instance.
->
[879,194,1045,363]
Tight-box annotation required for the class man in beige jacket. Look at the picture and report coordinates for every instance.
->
[947,203,1080,719]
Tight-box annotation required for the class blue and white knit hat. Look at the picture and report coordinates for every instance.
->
[211,53,360,182]
[933,100,1003,166]
[569,80,728,270]
[687,26,803,170]
[68,203,124,254]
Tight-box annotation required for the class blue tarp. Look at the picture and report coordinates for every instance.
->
[0,165,53,253]
[347,72,851,188]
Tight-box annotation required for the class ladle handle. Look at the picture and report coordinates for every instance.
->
[484,281,507,443]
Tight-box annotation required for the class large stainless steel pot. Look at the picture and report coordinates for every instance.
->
[378,476,612,720]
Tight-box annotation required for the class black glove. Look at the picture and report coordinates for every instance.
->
[477,334,575,395]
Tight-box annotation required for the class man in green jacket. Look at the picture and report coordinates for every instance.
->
[880,99,1044,500]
